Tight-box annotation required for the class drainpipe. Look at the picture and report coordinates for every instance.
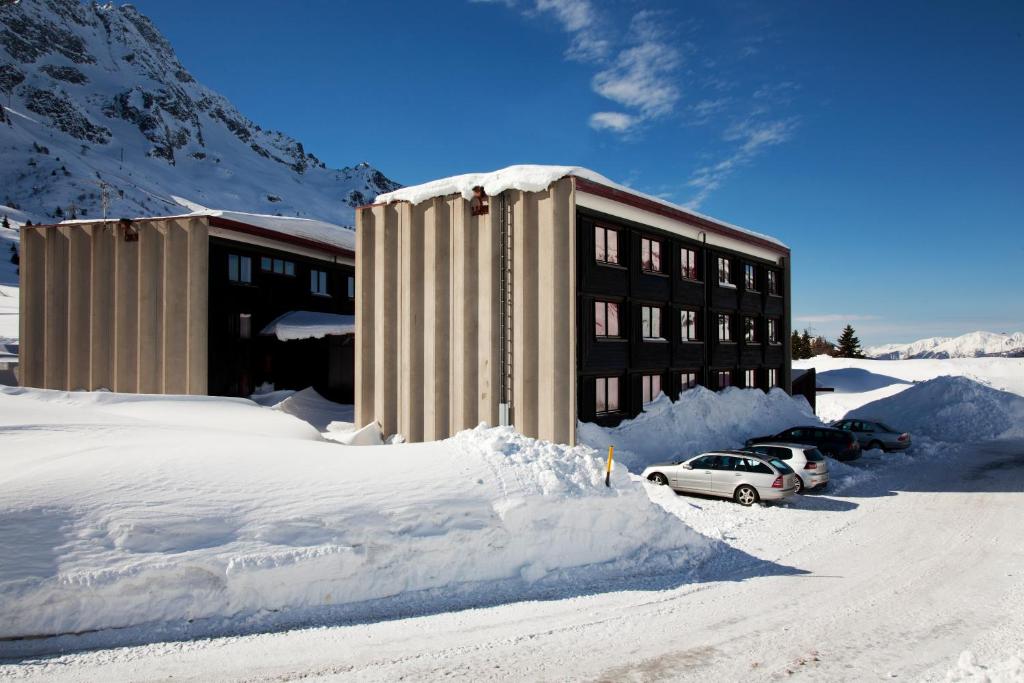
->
[498,192,514,427]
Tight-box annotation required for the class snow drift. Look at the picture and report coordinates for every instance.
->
[849,375,1024,442]
[0,387,709,640]
[578,386,818,472]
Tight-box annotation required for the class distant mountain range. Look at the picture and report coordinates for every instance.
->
[0,0,398,227]
[866,331,1024,360]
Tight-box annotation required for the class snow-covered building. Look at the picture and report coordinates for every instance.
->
[18,211,357,401]
[356,165,792,445]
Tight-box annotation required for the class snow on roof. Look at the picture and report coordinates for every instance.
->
[374,164,787,249]
[260,310,355,341]
[59,209,356,252]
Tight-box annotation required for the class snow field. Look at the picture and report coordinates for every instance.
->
[0,387,710,641]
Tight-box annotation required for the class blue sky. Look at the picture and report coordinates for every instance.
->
[131,0,1024,345]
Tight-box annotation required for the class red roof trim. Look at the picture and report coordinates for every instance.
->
[572,176,789,256]
[206,216,355,259]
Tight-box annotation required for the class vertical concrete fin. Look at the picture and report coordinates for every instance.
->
[114,223,139,392]
[451,197,480,432]
[137,223,164,393]
[422,197,451,440]
[162,220,189,394]
[512,190,539,437]
[44,227,69,389]
[20,228,46,388]
[186,218,208,395]
[66,226,91,391]
[476,200,501,428]
[355,208,376,426]
[372,204,400,437]
[398,202,425,441]
[89,224,114,390]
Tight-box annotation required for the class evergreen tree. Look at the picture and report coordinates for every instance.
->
[836,324,865,358]
[800,330,813,359]
[1,215,8,229]
[790,329,803,360]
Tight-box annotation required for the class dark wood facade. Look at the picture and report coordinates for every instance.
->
[208,237,355,402]
[576,208,790,426]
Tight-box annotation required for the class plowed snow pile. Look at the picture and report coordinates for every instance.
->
[579,386,818,471]
[850,375,1024,442]
[0,387,709,640]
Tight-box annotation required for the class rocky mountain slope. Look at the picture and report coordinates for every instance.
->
[867,331,1024,359]
[0,0,398,227]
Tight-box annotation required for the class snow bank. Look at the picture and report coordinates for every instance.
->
[578,387,818,472]
[945,651,1024,682]
[260,310,355,341]
[272,386,354,432]
[0,389,709,640]
[849,375,1024,443]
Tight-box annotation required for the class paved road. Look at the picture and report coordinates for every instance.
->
[3,440,1023,681]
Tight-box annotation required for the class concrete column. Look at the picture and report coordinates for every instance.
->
[137,224,164,394]
[422,198,450,440]
[114,223,139,392]
[476,201,501,427]
[66,226,91,390]
[19,228,46,388]
[512,190,539,437]
[398,202,424,442]
[537,179,573,443]
[451,197,479,434]
[43,227,69,390]
[162,220,189,394]
[186,218,208,395]
[372,203,399,437]
[89,224,114,390]
[355,208,375,426]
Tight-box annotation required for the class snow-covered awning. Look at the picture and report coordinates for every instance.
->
[260,311,355,341]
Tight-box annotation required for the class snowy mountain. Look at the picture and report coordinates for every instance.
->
[866,331,1024,359]
[0,0,398,227]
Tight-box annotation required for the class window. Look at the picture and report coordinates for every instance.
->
[261,257,295,276]
[595,376,620,413]
[681,247,699,280]
[744,368,757,387]
[768,368,779,387]
[767,270,780,295]
[310,269,329,296]
[680,309,699,341]
[642,374,662,405]
[595,301,621,337]
[595,226,619,265]
[744,263,757,290]
[228,254,252,283]
[717,370,732,388]
[717,257,734,287]
[718,313,733,341]
[768,318,780,344]
[239,313,252,339]
[640,237,662,272]
[347,275,355,299]
[641,306,663,339]
[744,316,759,343]
[681,371,699,390]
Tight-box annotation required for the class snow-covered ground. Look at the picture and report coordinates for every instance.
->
[1,357,1023,680]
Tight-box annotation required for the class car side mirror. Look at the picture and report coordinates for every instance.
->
[681,464,692,470]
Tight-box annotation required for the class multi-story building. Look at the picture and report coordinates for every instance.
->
[355,165,791,445]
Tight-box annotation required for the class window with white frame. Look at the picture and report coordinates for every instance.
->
[768,368,779,387]
[718,313,733,341]
[744,316,759,343]
[347,275,355,299]
[641,306,663,339]
[594,301,620,338]
[717,370,732,388]
[681,247,699,280]
[767,270,780,295]
[681,371,699,391]
[744,263,757,290]
[261,256,295,276]
[595,376,620,413]
[228,254,252,283]
[595,226,619,265]
[717,256,734,287]
[768,318,780,344]
[745,369,757,387]
[310,269,329,296]
[642,374,662,405]
[680,309,699,341]
[640,237,662,272]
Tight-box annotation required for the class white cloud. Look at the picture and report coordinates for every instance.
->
[589,111,640,132]
[534,0,609,61]
[591,41,681,118]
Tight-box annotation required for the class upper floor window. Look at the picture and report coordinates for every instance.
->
[640,237,662,272]
[228,254,252,284]
[744,316,760,343]
[311,269,329,296]
[595,301,620,338]
[596,376,620,414]
[641,306,663,340]
[680,309,699,341]
[768,318,780,344]
[595,226,619,265]
[717,370,732,388]
[767,270,780,295]
[768,368,779,387]
[681,371,700,391]
[718,313,733,342]
[744,263,757,290]
[261,256,295,276]
[642,374,663,405]
[718,256,734,287]
[347,275,355,299]
[744,369,757,388]
[681,247,699,280]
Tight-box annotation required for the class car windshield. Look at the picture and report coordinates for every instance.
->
[803,448,825,462]
[769,459,794,474]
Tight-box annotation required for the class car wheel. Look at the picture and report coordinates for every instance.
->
[794,476,805,494]
[868,440,883,452]
[734,485,759,506]
[647,472,668,486]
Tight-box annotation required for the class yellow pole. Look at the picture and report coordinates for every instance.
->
[605,446,614,487]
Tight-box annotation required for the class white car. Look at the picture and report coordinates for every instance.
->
[643,450,798,506]
[745,443,830,493]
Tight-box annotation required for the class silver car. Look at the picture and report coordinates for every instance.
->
[830,419,912,452]
[643,450,798,506]
[744,443,830,493]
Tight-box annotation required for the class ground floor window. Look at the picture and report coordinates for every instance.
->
[239,313,252,339]
[744,316,759,343]
[744,368,757,388]
[717,370,732,389]
[596,376,620,414]
[768,368,779,387]
[311,269,329,296]
[768,318,780,344]
[642,374,662,405]
[681,371,700,391]
[348,275,355,299]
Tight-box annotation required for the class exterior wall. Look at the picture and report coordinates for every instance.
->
[355,178,576,444]
[19,217,209,393]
